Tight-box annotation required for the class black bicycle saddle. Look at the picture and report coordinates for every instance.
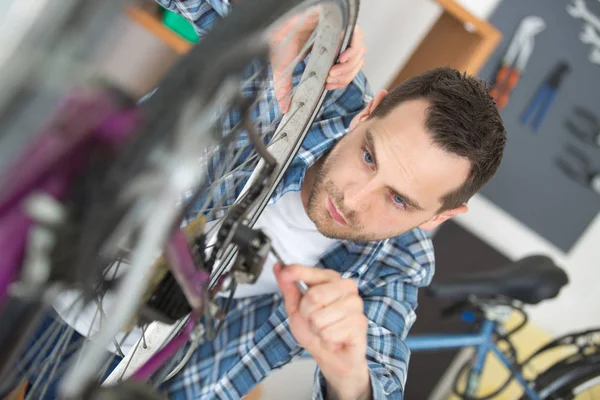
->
[427,255,568,304]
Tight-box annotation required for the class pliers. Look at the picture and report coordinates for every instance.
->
[565,106,600,148]
[555,143,600,195]
[520,62,570,132]
[490,16,546,110]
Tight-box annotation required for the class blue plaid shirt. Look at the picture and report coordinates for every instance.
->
[157,1,435,399]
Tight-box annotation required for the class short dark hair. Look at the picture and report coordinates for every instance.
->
[369,67,506,212]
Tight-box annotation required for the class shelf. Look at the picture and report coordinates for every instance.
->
[125,6,192,55]
[389,0,502,87]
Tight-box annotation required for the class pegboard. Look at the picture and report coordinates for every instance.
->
[477,0,600,252]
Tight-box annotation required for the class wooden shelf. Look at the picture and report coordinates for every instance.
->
[125,6,192,55]
[389,0,502,88]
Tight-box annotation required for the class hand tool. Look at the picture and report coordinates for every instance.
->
[555,143,600,195]
[270,246,309,294]
[520,62,570,132]
[579,23,600,65]
[490,16,546,110]
[566,106,600,148]
[567,0,600,32]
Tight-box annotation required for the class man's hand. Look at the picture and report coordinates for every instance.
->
[269,8,366,113]
[274,264,371,400]
[326,26,366,91]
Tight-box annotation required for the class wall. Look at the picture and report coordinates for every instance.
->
[453,0,600,336]
[359,0,502,91]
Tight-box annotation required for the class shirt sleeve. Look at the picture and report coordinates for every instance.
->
[313,229,435,399]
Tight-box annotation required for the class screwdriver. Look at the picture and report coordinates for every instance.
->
[270,246,309,294]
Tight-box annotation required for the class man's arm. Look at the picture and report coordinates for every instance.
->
[275,229,434,399]
[274,265,423,399]
[318,279,419,399]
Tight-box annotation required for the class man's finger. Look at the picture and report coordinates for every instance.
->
[336,45,360,65]
[307,294,363,332]
[279,264,340,286]
[274,263,302,315]
[328,53,362,80]
[274,74,293,113]
[327,55,363,84]
[299,279,359,318]
[319,314,368,347]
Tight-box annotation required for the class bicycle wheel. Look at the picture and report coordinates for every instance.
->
[520,351,600,399]
[0,0,359,398]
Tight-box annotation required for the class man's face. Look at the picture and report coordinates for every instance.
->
[306,99,471,242]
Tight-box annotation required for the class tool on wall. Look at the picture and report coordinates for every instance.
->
[566,0,600,65]
[580,24,600,64]
[555,143,600,195]
[520,62,570,132]
[490,16,546,110]
[565,106,600,148]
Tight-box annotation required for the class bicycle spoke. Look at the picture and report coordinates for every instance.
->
[36,326,75,400]
[10,315,65,385]
[192,99,305,223]
[268,8,319,75]
[25,323,75,400]
[180,29,319,214]
[14,256,126,389]
[237,5,317,93]
[118,330,144,382]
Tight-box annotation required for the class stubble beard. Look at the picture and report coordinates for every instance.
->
[306,152,386,242]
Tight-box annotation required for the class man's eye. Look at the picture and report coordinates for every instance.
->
[392,193,406,209]
[363,149,374,165]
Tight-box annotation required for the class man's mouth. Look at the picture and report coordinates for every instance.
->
[327,197,347,226]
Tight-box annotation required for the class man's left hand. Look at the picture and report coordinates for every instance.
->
[326,25,366,91]
[274,264,371,400]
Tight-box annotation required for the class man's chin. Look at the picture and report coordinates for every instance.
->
[312,214,347,240]
[314,216,365,241]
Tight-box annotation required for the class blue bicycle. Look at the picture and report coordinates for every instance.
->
[405,254,600,399]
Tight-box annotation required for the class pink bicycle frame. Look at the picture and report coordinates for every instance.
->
[0,87,209,382]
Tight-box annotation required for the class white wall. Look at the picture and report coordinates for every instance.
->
[359,0,502,92]
[358,0,442,91]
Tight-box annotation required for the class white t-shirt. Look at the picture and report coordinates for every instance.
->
[53,190,336,353]
[223,189,337,298]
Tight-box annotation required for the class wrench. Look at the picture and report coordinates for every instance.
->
[591,47,600,64]
[580,23,600,46]
[579,24,600,64]
[567,0,600,32]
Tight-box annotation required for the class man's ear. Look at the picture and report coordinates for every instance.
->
[419,204,468,231]
[349,89,388,130]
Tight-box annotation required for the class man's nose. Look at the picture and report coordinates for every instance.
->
[344,179,379,213]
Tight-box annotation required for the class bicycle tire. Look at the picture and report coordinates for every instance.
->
[52,0,360,396]
[519,351,600,399]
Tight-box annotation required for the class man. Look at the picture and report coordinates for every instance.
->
[3,0,504,398]
[155,1,507,400]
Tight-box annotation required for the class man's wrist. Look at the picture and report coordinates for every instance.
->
[324,361,372,400]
